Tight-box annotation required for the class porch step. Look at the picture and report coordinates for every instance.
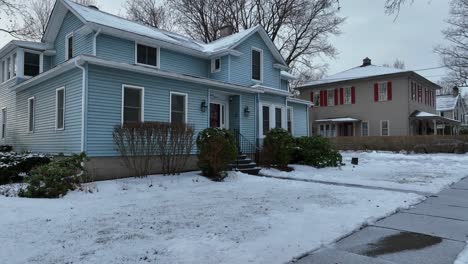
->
[237,167,261,176]
[230,152,261,175]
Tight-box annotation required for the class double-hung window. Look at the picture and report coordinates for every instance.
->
[378,82,388,101]
[122,86,144,124]
[344,87,352,104]
[24,52,40,77]
[56,88,65,129]
[381,120,389,136]
[6,57,11,80]
[327,89,334,106]
[170,92,187,123]
[28,97,35,132]
[262,105,270,135]
[12,54,16,77]
[66,33,73,60]
[1,108,6,139]
[211,58,221,73]
[287,107,293,134]
[137,44,159,68]
[361,121,369,136]
[275,107,282,128]
[251,48,262,82]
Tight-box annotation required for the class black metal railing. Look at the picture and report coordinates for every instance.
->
[232,129,262,168]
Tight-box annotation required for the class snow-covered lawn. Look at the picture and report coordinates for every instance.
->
[455,243,468,264]
[261,151,468,194]
[0,171,422,264]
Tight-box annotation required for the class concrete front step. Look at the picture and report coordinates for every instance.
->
[237,167,261,175]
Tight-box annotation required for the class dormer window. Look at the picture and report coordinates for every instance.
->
[251,47,263,82]
[24,52,40,77]
[211,58,221,73]
[65,33,73,60]
[136,43,159,68]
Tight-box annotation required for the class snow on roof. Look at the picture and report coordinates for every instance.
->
[0,40,49,58]
[315,117,360,123]
[303,65,408,86]
[436,95,458,112]
[202,26,259,53]
[414,111,438,118]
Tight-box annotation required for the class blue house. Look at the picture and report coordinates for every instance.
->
[0,0,310,178]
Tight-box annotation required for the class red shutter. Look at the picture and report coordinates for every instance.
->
[334,89,338,105]
[319,91,323,106]
[387,81,392,101]
[324,90,328,106]
[351,86,356,104]
[374,83,379,102]
[310,91,314,104]
[340,88,344,105]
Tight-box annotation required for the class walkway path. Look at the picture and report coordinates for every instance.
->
[291,177,468,264]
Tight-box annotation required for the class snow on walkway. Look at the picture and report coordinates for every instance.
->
[455,242,468,264]
[0,172,422,264]
[261,151,468,194]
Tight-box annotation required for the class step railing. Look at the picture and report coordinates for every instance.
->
[232,129,262,169]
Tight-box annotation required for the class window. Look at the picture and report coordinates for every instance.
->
[122,86,144,124]
[327,89,334,106]
[411,82,416,101]
[418,85,422,103]
[262,105,270,135]
[1,108,6,139]
[56,88,65,129]
[6,57,11,80]
[319,124,336,138]
[12,53,16,77]
[28,97,35,132]
[361,121,369,136]
[378,82,388,101]
[66,33,73,60]
[287,107,293,134]
[381,120,389,136]
[136,44,159,68]
[344,87,352,104]
[170,92,187,123]
[251,48,262,81]
[314,93,320,107]
[211,58,221,73]
[1,61,4,82]
[275,107,282,129]
[24,52,40,77]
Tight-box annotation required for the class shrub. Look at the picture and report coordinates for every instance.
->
[262,128,295,169]
[0,152,51,185]
[0,145,12,152]
[460,128,468,135]
[294,136,342,168]
[18,153,88,198]
[196,128,237,181]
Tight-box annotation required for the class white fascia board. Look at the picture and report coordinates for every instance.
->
[208,49,242,58]
[274,63,290,71]
[287,97,312,106]
[252,84,291,96]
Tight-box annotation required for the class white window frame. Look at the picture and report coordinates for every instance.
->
[169,91,188,124]
[65,32,74,61]
[23,50,42,77]
[55,87,66,130]
[287,106,294,135]
[361,121,369,137]
[344,87,352,104]
[121,85,145,124]
[380,120,390,136]
[27,97,35,133]
[12,53,16,77]
[327,89,335,106]
[258,103,286,138]
[1,107,6,139]
[378,82,388,102]
[135,42,161,69]
[319,124,337,138]
[211,58,221,73]
[251,47,263,83]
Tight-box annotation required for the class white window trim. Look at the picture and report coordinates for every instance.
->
[380,120,390,136]
[361,121,369,137]
[27,97,35,133]
[287,106,294,135]
[258,103,286,138]
[211,58,221,73]
[327,89,335,106]
[65,32,74,61]
[121,85,145,124]
[378,82,388,102]
[1,51,16,83]
[55,87,66,130]
[344,87,352,105]
[135,42,161,69]
[1,107,6,139]
[169,91,188,124]
[251,47,263,83]
[23,50,43,77]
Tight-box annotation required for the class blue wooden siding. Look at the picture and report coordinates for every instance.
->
[210,55,230,82]
[15,69,82,154]
[161,49,209,77]
[281,80,289,91]
[239,93,256,144]
[230,33,282,89]
[96,34,135,64]
[289,102,308,137]
[0,79,18,146]
[43,55,53,72]
[52,12,89,66]
[259,93,286,106]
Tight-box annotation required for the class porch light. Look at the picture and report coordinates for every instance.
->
[244,106,250,117]
[201,100,207,112]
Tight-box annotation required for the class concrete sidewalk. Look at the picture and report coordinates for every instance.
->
[292,177,468,264]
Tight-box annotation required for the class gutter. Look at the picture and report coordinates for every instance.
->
[75,60,87,153]
[92,29,101,56]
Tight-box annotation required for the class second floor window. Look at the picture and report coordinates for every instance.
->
[327,89,334,106]
[379,83,388,101]
[211,58,221,73]
[137,44,159,68]
[251,48,262,81]
[344,87,352,104]
[24,52,40,77]
[66,33,73,60]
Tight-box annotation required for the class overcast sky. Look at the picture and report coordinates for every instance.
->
[0,0,462,93]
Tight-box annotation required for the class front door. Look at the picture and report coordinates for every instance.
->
[210,103,227,128]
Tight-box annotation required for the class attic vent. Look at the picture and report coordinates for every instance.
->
[362,57,371,67]
[88,5,99,10]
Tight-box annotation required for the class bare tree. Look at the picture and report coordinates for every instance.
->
[0,0,22,36]
[124,0,172,30]
[384,0,414,15]
[436,0,468,86]
[383,58,406,69]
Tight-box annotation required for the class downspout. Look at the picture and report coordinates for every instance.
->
[75,60,87,153]
[93,29,101,56]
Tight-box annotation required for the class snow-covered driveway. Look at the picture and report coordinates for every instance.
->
[261,151,468,194]
[0,171,422,264]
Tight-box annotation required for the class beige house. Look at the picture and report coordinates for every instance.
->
[297,58,459,137]
[436,87,466,134]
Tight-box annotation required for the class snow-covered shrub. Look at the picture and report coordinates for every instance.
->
[18,152,88,198]
[0,145,12,152]
[294,136,342,168]
[0,152,51,185]
[196,128,237,181]
[262,128,295,169]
